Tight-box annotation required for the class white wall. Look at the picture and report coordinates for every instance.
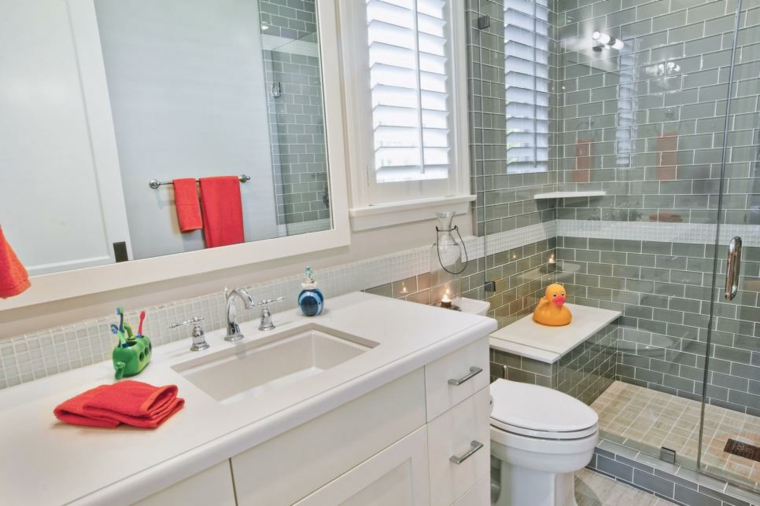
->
[0,0,131,275]
[95,0,279,260]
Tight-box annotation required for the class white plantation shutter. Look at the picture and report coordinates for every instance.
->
[366,0,452,184]
[505,0,550,173]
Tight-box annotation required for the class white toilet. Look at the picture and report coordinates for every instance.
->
[489,379,599,506]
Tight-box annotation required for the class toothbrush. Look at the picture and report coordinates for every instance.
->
[110,324,127,348]
[137,311,146,338]
[116,307,124,333]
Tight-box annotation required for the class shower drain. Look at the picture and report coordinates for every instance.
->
[724,439,760,463]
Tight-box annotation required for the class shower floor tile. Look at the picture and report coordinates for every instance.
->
[592,381,760,490]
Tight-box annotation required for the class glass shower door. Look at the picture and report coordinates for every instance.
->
[697,0,760,492]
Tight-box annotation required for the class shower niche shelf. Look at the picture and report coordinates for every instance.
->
[533,191,607,200]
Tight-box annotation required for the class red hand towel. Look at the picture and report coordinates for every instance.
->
[0,225,31,299]
[85,397,184,429]
[53,385,120,429]
[199,176,244,248]
[172,178,203,232]
[53,381,184,429]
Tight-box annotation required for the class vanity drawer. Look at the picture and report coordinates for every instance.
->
[232,369,426,506]
[293,426,430,506]
[452,474,490,506]
[425,337,489,421]
[427,386,490,506]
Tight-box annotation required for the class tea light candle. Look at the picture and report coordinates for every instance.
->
[441,289,452,308]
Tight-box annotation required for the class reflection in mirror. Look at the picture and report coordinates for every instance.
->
[0,0,330,277]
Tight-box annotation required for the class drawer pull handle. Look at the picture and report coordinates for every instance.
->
[448,366,482,386]
[450,440,484,465]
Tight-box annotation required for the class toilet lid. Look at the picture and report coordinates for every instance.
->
[490,379,598,435]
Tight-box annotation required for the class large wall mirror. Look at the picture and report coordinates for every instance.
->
[0,0,349,308]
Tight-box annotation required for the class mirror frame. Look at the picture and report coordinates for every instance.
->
[0,0,350,311]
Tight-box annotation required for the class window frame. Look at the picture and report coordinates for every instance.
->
[340,0,472,231]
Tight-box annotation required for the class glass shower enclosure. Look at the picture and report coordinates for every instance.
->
[472,0,760,495]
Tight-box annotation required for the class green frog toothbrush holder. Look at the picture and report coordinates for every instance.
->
[111,308,152,380]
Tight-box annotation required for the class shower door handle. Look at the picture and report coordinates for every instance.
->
[725,237,742,300]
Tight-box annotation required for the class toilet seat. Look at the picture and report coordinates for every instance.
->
[491,418,598,440]
[489,379,598,441]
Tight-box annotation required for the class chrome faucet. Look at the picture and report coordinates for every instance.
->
[257,297,285,331]
[169,316,209,351]
[225,287,255,341]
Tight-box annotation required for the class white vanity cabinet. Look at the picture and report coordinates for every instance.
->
[228,336,491,506]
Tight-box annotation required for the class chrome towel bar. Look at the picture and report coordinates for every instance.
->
[149,174,251,189]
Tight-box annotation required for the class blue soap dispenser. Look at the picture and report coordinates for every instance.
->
[298,266,324,317]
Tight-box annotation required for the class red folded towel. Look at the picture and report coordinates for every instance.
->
[172,178,203,232]
[53,385,120,429]
[199,176,244,248]
[0,225,31,299]
[54,381,184,429]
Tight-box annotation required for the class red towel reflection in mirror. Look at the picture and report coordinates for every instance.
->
[199,176,245,248]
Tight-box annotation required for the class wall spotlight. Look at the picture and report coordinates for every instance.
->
[592,31,625,50]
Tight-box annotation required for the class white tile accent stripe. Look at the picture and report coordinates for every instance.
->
[557,220,760,248]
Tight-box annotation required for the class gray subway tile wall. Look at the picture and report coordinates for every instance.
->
[263,49,329,228]
[554,0,760,226]
[467,0,557,238]
[490,322,619,405]
[557,235,760,415]
[258,0,317,41]
[467,0,760,421]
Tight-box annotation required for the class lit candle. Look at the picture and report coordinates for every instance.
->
[441,289,452,309]
[547,253,557,272]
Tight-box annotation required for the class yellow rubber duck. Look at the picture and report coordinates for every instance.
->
[533,283,572,326]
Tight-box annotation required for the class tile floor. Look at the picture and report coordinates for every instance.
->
[592,381,760,490]
[575,469,675,505]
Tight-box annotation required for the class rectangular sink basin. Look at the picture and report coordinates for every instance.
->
[172,324,377,403]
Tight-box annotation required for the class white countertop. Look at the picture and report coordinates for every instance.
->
[0,292,496,506]
[490,303,620,364]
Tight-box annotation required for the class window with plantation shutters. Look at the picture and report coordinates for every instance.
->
[365,0,452,184]
[505,0,549,174]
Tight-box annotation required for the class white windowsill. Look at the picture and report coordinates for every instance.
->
[350,195,476,231]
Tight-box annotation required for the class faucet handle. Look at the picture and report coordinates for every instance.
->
[257,297,284,331]
[169,316,204,329]
[256,296,284,307]
[169,317,209,351]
